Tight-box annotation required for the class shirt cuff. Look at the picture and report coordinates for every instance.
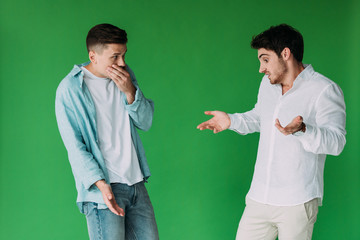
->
[83,175,105,191]
[294,123,315,149]
[125,87,143,112]
[228,113,237,130]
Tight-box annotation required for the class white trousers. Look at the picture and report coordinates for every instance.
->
[236,197,318,240]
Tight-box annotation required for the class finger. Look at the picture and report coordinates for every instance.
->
[107,68,125,80]
[198,122,216,131]
[110,65,129,79]
[204,111,214,116]
[116,206,125,217]
[106,200,120,216]
[107,67,127,80]
[198,125,212,131]
[112,201,125,217]
[107,71,125,85]
[105,194,122,216]
[275,119,282,128]
[275,119,287,134]
[275,124,283,132]
[112,64,129,75]
[197,121,210,129]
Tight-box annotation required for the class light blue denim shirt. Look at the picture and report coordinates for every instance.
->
[55,62,154,213]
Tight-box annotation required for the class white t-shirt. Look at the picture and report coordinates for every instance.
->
[81,66,143,186]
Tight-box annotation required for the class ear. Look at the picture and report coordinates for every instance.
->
[281,47,291,61]
[89,50,97,64]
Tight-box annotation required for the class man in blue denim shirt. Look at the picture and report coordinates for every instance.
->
[55,23,159,240]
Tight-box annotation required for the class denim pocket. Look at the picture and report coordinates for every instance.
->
[83,202,97,216]
[83,202,89,215]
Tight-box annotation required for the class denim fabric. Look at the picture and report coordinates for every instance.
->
[55,62,154,212]
[84,182,159,240]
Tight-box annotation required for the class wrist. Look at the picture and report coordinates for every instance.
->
[299,122,306,132]
[292,122,306,136]
[95,179,107,190]
[126,88,136,104]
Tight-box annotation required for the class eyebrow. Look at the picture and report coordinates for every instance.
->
[112,49,128,56]
[258,54,269,59]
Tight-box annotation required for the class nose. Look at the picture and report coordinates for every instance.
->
[259,64,265,73]
[117,57,126,68]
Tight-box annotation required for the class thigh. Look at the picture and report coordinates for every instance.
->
[84,202,126,240]
[277,198,319,240]
[125,182,159,240]
[236,198,278,240]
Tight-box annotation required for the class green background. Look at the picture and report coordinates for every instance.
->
[1,0,359,239]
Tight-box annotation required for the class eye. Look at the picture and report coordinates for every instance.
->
[113,55,118,59]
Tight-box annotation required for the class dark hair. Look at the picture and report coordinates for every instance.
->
[86,23,127,52]
[251,24,304,62]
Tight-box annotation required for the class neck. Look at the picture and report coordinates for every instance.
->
[84,62,104,78]
[281,62,304,94]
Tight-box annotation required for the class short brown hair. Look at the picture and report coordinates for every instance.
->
[251,24,304,63]
[86,23,127,53]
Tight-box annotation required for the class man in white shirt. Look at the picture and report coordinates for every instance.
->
[55,24,158,240]
[197,24,346,240]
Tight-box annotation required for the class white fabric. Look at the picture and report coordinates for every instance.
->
[229,64,346,206]
[236,197,318,240]
[81,67,143,186]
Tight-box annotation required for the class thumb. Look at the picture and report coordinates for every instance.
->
[204,111,214,116]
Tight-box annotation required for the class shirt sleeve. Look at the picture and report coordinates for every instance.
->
[296,83,346,156]
[55,87,105,190]
[228,103,261,135]
[228,79,263,135]
[124,66,154,131]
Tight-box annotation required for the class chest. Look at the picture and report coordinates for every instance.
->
[259,85,318,126]
[84,79,127,119]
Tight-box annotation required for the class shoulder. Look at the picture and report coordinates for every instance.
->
[305,65,344,99]
[56,64,84,98]
[306,65,341,90]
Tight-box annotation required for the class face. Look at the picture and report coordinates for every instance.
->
[257,48,287,84]
[89,43,127,78]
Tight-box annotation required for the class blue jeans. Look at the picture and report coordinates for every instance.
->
[84,181,159,240]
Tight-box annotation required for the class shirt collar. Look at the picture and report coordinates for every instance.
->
[297,64,314,80]
[70,61,90,87]
[292,64,315,88]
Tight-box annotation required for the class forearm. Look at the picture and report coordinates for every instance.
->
[228,108,260,135]
[125,87,154,131]
[95,179,108,191]
[125,85,136,104]
[297,123,346,155]
[296,83,346,156]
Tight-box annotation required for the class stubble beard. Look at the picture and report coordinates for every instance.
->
[270,58,288,85]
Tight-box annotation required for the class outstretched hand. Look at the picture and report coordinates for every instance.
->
[197,111,231,134]
[275,115,305,135]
